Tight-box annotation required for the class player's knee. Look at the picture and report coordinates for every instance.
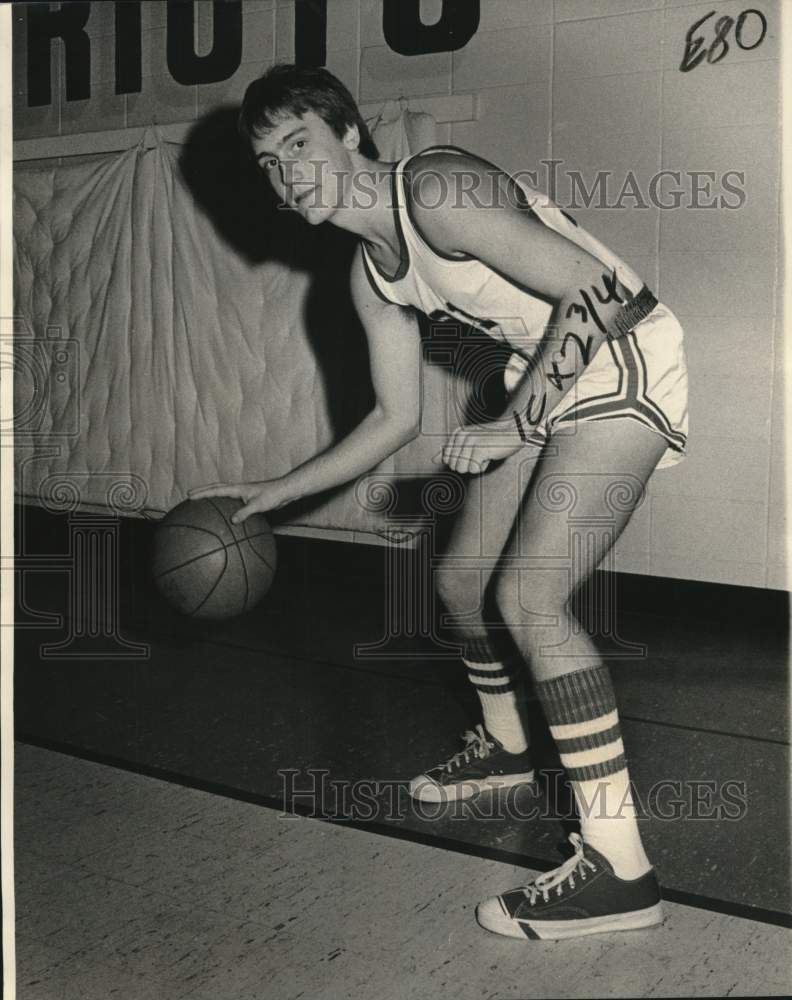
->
[434,559,482,617]
[493,573,570,638]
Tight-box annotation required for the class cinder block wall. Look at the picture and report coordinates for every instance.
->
[12,0,785,589]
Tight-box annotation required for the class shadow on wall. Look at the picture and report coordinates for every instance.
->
[178,106,375,520]
[178,105,307,267]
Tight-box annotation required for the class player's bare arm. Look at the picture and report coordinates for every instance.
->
[411,153,643,474]
[190,247,421,521]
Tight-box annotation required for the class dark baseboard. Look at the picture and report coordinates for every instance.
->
[13,503,789,631]
[598,569,789,628]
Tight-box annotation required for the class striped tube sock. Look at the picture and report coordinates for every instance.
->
[536,665,651,880]
[464,652,529,754]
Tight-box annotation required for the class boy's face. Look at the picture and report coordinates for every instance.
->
[251,110,359,223]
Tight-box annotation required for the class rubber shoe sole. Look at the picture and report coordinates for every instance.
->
[476,897,665,940]
[409,769,535,803]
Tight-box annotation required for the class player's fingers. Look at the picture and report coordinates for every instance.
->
[454,445,474,475]
[438,439,457,468]
[447,451,461,471]
[447,433,468,469]
[188,484,245,500]
[231,501,260,525]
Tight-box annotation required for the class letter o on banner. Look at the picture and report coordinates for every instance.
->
[384,0,480,56]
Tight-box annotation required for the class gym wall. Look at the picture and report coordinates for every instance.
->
[11,0,785,590]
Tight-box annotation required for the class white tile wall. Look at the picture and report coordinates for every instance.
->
[553,10,665,77]
[481,0,555,30]
[765,564,789,591]
[766,462,786,572]
[662,59,780,128]
[627,254,660,291]
[611,546,652,576]
[660,124,780,255]
[360,0,387,48]
[325,47,360,100]
[650,494,768,564]
[766,338,787,586]
[649,435,771,503]
[84,1,118,39]
[360,46,451,102]
[553,71,662,136]
[196,61,275,114]
[659,253,777,319]
[556,0,664,18]
[678,313,775,382]
[650,551,767,587]
[452,25,552,92]
[451,84,550,177]
[687,373,772,442]
[127,78,197,129]
[326,0,360,52]
[142,2,169,31]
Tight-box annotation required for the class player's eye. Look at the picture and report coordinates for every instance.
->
[293,139,306,152]
[264,157,278,170]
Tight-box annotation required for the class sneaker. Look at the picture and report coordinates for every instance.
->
[476,833,664,940]
[408,724,535,803]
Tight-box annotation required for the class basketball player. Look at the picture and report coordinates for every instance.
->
[190,65,688,941]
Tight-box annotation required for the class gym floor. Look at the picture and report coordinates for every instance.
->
[12,506,792,999]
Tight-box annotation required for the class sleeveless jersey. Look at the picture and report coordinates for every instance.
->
[359,145,646,360]
[358,146,688,470]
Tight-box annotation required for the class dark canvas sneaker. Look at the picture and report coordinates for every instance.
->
[408,724,535,802]
[476,833,664,940]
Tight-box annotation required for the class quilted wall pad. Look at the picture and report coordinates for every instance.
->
[13,132,483,540]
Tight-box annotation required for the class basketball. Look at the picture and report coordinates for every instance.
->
[152,497,277,619]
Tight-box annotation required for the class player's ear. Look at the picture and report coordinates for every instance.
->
[342,123,360,151]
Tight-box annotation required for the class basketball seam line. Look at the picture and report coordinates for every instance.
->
[208,497,252,611]
[153,529,275,579]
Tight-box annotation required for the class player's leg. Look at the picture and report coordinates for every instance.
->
[477,417,666,940]
[409,447,542,802]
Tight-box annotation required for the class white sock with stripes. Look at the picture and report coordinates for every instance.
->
[570,765,650,880]
[538,666,651,881]
[463,657,528,754]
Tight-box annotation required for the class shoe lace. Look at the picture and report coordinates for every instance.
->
[523,834,597,905]
[440,724,494,773]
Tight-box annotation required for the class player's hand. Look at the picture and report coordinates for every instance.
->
[187,478,293,524]
[433,419,528,475]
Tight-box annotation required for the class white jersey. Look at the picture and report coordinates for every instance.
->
[360,146,688,469]
[360,145,645,360]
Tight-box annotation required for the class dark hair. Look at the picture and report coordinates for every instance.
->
[239,64,379,161]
